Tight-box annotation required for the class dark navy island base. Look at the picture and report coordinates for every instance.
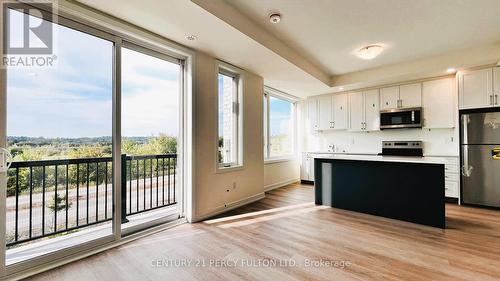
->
[314,158,445,228]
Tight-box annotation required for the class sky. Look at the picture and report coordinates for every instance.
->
[269,96,293,137]
[7,9,289,139]
[6,9,180,138]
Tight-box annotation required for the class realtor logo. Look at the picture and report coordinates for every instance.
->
[1,0,57,68]
[4,2,53,54]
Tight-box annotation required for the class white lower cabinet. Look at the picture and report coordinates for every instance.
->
[443,157,459,198]
[300,153,315,182]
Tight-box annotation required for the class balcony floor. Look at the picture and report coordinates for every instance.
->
[7,205,178,265]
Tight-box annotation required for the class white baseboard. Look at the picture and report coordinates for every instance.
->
[264,178,300,192]
[192,192,265,222]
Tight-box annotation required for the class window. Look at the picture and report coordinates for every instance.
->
[217,65,241,168]
[264,88,297,160]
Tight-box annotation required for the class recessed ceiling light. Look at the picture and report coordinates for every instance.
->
[269,13,281,24]
[446,67,457,73]
[357,45,384,60]
[186,35,197,41]
[339,87,344,91]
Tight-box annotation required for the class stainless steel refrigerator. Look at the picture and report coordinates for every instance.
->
[461,111,500,207]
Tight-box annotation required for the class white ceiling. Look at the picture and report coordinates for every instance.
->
[73,0,500,97]
[223,0,500,75]
[74,0,331,97]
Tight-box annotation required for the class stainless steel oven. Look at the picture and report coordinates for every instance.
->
[380,107,422,129]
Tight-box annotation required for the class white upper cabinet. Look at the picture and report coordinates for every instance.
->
[380,86,399,110]
[314,94,348,131]
[381,84,422,110]
[333,94,348,129]
[318,95,333,130]
[459,68,494,109]
[349,89,380,131]
[348,92,364,131]
[399,83,422,108]
[494,67,500,106]
[422,78,455,129]
[307,98,319,131]
[364,89,380,131]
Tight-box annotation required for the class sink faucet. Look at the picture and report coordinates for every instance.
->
[328,144,335,152]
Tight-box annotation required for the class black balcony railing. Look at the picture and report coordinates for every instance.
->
[6,154,177,247]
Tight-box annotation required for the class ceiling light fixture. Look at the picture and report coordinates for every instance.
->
[357,45,384,60]
[446,67,457,74]
[339,87,344,91]
[186,35,197,41]
[269,13,281,24]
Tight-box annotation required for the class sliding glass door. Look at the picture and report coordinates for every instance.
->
[120,44,181,233]
[2,6,116,267]
[0,3,187,277]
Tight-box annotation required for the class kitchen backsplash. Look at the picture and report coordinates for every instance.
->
[307,128,458,156]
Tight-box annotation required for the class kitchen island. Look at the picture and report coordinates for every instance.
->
[315,155,445,228]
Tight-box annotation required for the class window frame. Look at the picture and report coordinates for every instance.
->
[264,87,298,163]
[215,61,244,172]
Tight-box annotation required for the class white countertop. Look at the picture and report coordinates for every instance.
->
[313,154,449,164]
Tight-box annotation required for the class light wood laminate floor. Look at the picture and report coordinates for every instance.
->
[28,183,500,280]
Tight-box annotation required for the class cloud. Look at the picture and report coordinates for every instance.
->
[6,12,180,138]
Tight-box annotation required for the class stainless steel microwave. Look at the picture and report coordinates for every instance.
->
[380,107,422,129]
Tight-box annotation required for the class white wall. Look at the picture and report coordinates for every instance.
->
[306,128,458,156]
[193,52,264,221]
[264,161,300,191]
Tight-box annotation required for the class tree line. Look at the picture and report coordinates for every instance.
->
[7,135,177,196]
